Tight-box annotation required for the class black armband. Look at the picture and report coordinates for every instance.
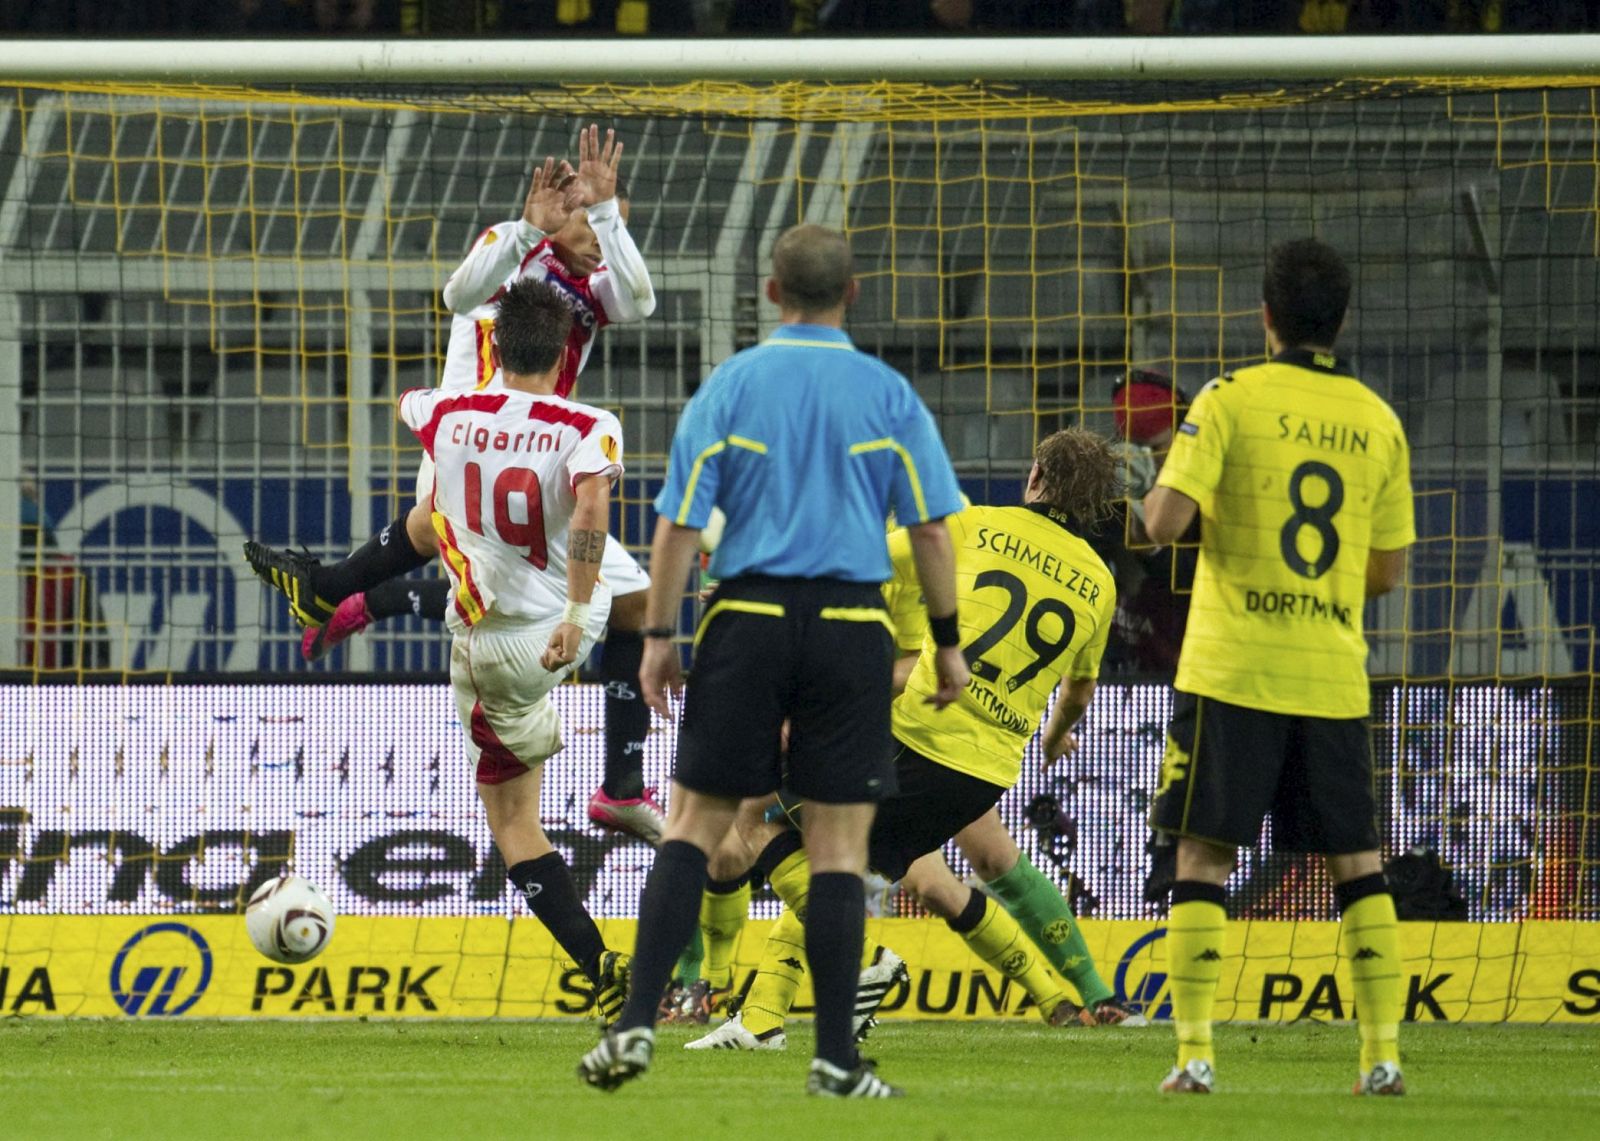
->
[642,627,676,641]
[929,612,960,648]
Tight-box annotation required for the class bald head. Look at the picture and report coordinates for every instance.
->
[770,224,855,316]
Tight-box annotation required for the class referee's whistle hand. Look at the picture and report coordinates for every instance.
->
[923,646,970,710]
[639,640,685,721]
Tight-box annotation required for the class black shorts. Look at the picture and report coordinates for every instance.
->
[866,744,1007,882]
[1149,690,1379,854]
[676,576,895,805]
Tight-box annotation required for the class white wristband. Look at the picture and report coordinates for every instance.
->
[562,601,591,629]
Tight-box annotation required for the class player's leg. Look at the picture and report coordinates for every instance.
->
[451,619,625,1018]
[785,592,901,1098]
[586,551,666,843]
[955,810,1137,1023]
[302,577,452,662]
[579,590,789,1092]
[246,499,440,627]
[1149,691,1288,1094]
[1290,713,1403,1096]
[900,852,1085,1026]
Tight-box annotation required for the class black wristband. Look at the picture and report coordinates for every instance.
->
[929,612,960,648]
[642,627,676,640]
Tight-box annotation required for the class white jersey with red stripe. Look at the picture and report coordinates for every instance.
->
[400,386,624,630]
[438,200,654,399]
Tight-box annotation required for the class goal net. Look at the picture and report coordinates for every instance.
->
[0,58,1594,1021]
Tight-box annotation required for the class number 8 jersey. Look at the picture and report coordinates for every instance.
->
[889,504,1117,790]
[400,387,624,630]
[1156,349,1415,718]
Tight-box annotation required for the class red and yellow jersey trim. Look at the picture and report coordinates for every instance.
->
[432,510,488,626]
[473,318,496,391]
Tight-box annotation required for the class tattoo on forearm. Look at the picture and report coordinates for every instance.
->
[570,529,606,564]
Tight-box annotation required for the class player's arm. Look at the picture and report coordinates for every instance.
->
[638,518,701,718]
[1142,485,1199,546]
[441,156,573,315]
[572,124,656,322]
[906,518,968,709]
[1366,548,1406,597]
[1041,678,1094,766]
[542,472,609,671]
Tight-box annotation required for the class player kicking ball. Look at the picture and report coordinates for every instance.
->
[246,125,665,845]
[394,277,632,1022]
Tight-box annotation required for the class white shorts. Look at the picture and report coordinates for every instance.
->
[449,601,611,784]
[601,537,650,599]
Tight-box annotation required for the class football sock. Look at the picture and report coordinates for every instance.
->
[364,577,450,623]
[618,840,708,1032]
[599,630,649,800]
[986,854,1115,1007]
[805,872,866,1070]
[1337,873,1403,1072]
[673,927,704,987]
[1168,881,1227,1068]
[312,513,430,604]
[507,853,606,983]
[947,889,1070,1020]
[741,907,807,1037]
[765,844,812,918]
[699,877,751,991]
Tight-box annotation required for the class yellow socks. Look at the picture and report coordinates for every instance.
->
[767,847,811,917]
[742,907,806,1037]
[949,891,1071,1022]
[1167,884,1227,1068]
[699,879,752,991]
[1338,876,1402,1072]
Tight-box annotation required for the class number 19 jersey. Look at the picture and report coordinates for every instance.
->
[890,504,1116,790]
[400,387,624,630]
[1157,349,1415,718]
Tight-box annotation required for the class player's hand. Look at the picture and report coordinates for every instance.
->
[639,637,685,721]
[1041,727,1079,768]
[1116,442,1159,501]
[924,645,969,710]
[571,123,621,208]
[523,155,576,233]
[540,621,585,672]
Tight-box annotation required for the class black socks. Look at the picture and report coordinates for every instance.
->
[311,513,431,604]
[600,631,649,800]
[364,577,450,623]
[805,871,866,1070]
[617,840,709,1031]
[507,853,606,983]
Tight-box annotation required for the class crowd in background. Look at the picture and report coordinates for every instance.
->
[1,0,1596,35]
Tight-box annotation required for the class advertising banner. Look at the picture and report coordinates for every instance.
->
[1,916,1596,1024]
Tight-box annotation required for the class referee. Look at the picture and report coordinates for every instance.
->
[578,223,968,1098]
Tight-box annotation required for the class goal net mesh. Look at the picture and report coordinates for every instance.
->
[0,75,1594,1018]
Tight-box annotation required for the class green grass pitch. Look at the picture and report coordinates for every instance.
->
[3,1020,1595,1140]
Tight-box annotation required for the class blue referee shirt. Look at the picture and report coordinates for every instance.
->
[654,323,963,583]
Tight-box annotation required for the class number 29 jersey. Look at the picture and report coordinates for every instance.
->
[890,504,1116,790]
[1157,349,1415,719]
[400,387,624,630]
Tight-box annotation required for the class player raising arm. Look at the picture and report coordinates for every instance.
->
[397,277,634,1024]
[1143,238,1414,1097]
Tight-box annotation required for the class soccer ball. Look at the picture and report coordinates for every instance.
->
[246,875,336,964]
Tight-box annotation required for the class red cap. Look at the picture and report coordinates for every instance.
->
[1113,374,1183,445]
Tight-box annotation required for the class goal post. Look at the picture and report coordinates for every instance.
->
[0,42,1594,1021]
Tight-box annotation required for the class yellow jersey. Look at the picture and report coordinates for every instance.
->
[1156,349,1415,718]
[890,504,1116,789]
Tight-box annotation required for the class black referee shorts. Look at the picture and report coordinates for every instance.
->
[675,576,896,805]
[1149,689,1380,854]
